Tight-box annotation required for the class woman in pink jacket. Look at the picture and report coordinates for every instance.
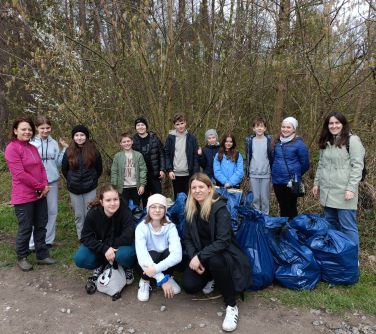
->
[5,116,56,272]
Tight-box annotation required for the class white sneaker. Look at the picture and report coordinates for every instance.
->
[137,279,151,302]
[168,277,181,295]
[202,280,215,294]
[222,305,239,332]
[125,268,134,285]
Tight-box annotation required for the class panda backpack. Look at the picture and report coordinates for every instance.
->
[96,262,126,301]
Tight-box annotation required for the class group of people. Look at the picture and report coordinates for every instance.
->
[4,111,365,332]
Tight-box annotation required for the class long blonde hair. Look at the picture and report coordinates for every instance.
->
[185,172,219,223]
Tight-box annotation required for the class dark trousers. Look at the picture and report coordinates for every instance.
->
[273,184,298,219]
[14,198,49,260]
[141,175,162,208]
[183,254,236,307]
[122,187,140,207]
[172,175,190,200]
[137,249,177,280]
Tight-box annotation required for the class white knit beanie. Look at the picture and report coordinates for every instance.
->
[282,117,298,129]
[146,194,167,212]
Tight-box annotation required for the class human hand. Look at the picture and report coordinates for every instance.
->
[161,281,174,299]
[143,265,157,278]
[105,247,117,263]
[38,186,50,198]
[159,171,165,179]
[197,147,202,155]
[169,171,175,180]
[189,255,202,272]
[312,185,319,197]
[344,190,354,201]
[196,264,205,275]
[224,183,231,188]
[59,138,68,148]
[138,186,145,195]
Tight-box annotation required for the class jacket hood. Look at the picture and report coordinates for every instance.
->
[33,135,53,142]
[169,129,188,136]
[210,196,227,214]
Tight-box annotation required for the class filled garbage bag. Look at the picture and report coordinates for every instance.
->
[243,191,254,207]
[236,206,275,290]
[129,200,146,227]
[167,192,187,240]
[308,230,359,285]
[215,187,243,231]
[289,214,329,239]
[274,229,321,290]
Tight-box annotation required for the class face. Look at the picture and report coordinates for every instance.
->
[253,123,266,137]
[190,179,211,205]
[148,204,166,221]
[120,136,133,150]
[328,116,343,136]
[14,122,33,142]
[73,132,87,146]
[100,190,120,217]
[224,137,233,151]
[37,123,52,139]
[207,134,217,145]
[174,120,186,134]
[281,122,295,138]
[135,122,147,136]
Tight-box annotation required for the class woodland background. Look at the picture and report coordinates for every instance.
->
[0,0,375,219]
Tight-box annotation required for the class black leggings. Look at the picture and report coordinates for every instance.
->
[183,254,236,307]
[273,184,298,219]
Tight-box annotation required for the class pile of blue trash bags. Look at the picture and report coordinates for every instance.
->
[130,188,359,291]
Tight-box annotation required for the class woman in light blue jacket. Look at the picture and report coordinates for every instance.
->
[213,133,244,188]
[30,116,68,249]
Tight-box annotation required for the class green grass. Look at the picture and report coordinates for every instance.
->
[257,271,376,315]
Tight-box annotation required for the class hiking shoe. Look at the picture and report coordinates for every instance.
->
[222,305,239,332]
[125,268,134,285]
[137,278,151,302]
[37,257,56,265]
[202,280,215,294]
[17,258,33,272]
[169,277,181,295]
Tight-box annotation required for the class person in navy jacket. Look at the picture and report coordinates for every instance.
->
[271,117,310,218]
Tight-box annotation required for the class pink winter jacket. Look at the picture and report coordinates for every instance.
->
[5,139,48,205]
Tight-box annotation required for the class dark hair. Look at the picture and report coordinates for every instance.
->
[119,132,133,142]
[9,116,35,140]
[67,127,98,169]
[217,133,238,162]
[89,183,119,208]
[34,115,52,127]
[318,112,350,149]
[172,113,186,124]
[252,117,267,128]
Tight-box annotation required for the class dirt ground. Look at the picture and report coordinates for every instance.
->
[0,266,375,334]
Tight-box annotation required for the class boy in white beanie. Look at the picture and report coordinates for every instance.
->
[198,129,220,183]
[135,194,182,301]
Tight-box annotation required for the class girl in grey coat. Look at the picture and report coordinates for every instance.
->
[312,112,365,246]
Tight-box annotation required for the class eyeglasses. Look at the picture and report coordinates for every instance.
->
[149,205,165,211]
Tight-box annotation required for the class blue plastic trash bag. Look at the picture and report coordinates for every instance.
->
[289,214,329,239]
[167,192,187,240]
[215,187,243,231]
[243,191,254,207]
[308,230,359,285]
[275,229,321,290]
[236,206,275,290]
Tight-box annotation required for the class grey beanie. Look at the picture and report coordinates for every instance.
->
[205,129,218,141]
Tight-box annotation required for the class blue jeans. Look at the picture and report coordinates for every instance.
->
[73,244,136,269]
[324,207,358,246]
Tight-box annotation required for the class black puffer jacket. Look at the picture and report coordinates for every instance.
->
[132,132,166,177]
[184,198,252,292]
[80,199,134,255]
[61,148,102,194]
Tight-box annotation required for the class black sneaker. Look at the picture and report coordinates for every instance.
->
[125,268,134,285]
